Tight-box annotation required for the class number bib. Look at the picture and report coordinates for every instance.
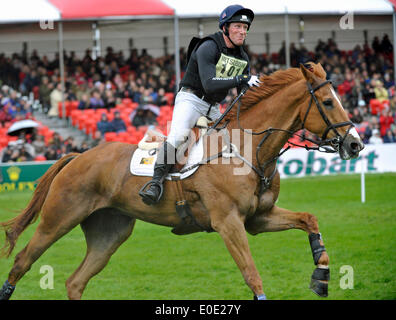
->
[215,53,248,78]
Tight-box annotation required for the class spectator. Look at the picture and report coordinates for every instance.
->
[79,141,90,153]
[390,95,396,113]
[379,109,394,137]
[39,76,52,114]
[48,131,63,151]
[97,113,112,136]
[391,124,396,140]
[91,130,105,148]
[383,129,396,143]
[110,111,126,133]
[44,147,58,160]
[8,89,21,108]
[1,146,13,162]
[48,83,62,118]
[89,89,105,109]
[139,87,154,105]
[359,131,369,144]
[32,134,46,157]
[64,136,80,153]
[8,147,21,162]
[0,103,13,125]
[380,34,393,55]
[374,80,389,102]
[131,105,147,128]
[77,93,91,110]
[103,89,116,109]
[330,67,344,88]
[155,87,169,107]
[350,108,363,125]
[372,36,381,55]
[21,69,40,94]
[368,129,383,144]
[383,71,394,89]
[16,145,33,162]
[362,82,376,105]
[57,145,68,159]
[145,105,159,127]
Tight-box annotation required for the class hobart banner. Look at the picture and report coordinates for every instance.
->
[277,143,396,178]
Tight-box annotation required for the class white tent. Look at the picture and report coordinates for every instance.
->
[163,0,394,85]
[0,0,61,23]
[163,0,393,16]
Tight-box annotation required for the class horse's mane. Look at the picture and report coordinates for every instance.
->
[224,62,326,121]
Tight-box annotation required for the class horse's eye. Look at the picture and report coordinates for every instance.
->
[323,99,333,109]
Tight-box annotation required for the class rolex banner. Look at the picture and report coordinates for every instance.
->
[277,143,396,178]
[0,161,55,192]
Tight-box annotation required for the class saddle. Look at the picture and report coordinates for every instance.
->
[131,117,213,235]
[138,116,209,168]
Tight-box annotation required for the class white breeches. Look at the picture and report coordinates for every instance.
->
[166,91,221,149]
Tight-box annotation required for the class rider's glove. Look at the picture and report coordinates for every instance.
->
[236,74,261,88]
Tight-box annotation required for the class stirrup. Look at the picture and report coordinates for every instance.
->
[139,180,164,204]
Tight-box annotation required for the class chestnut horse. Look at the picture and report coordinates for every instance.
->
[0,63,364,300]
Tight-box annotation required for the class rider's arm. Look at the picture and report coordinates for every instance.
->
[196,40,249,94]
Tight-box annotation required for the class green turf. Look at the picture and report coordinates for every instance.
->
[0,173,395,300]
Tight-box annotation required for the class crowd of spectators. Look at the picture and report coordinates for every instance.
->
[0,129,93,163]
[0,33,395,162]
[250,34,395,145]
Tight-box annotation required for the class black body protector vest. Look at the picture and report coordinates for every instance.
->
[179,31,250,103]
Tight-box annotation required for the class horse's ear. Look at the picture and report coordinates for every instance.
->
[300,63,314,82]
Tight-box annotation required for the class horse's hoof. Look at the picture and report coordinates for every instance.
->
[310,267,329,297]
[253,294,267,300]
[310,279,328,297]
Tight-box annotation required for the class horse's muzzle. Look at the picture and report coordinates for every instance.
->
[339,131,365,160]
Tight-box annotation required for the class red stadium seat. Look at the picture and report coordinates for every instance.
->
[104,132,117,142]
[71,110,83,126]
[127,126,137,135]
[78,116,87,131]
[95,108,107,115]
[164,93,175,105]
[35,155,47,162]
[84,119,96,136]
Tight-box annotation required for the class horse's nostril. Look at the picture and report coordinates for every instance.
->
[350,142,359,151]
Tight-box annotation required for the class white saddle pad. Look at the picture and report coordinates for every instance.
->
[130,137,204,180]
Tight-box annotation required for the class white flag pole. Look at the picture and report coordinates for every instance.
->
[361,156,366,203]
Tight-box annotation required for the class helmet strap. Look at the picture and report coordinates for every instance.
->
[223,24,240,48]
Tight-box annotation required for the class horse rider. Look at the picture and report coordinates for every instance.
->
[139,4,261,205]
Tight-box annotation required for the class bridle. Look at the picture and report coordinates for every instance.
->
[182,78,355,196]
[231,78,355,195]
[301,80,354,153]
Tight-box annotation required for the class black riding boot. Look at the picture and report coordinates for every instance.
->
[139,142,176,205]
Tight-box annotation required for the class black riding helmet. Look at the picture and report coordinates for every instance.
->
[219,4,254,31]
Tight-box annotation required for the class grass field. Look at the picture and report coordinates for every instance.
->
[0,173,395,300]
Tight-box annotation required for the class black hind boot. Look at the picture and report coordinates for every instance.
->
[0,280,15,300]
[139,142,176,205]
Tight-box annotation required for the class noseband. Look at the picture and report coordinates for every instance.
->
[301,80,354,152]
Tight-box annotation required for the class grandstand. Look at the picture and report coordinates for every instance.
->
[0,2,395,163]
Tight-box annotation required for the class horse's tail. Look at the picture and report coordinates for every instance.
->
[0,153,79,258]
